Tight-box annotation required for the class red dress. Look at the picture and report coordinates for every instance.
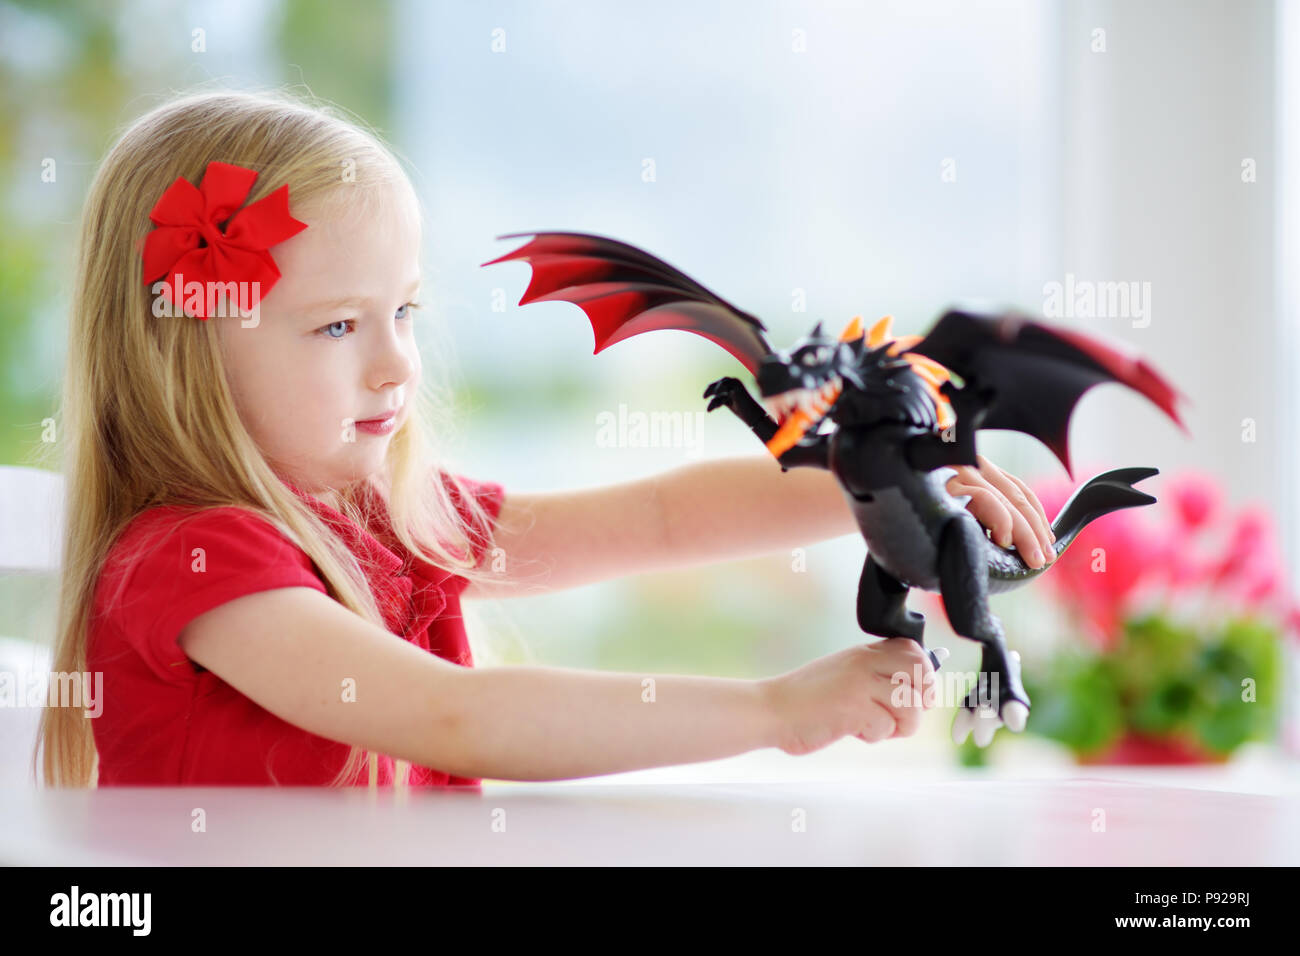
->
[88,472,505,788]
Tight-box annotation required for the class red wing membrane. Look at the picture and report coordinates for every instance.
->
[483,232,774,375]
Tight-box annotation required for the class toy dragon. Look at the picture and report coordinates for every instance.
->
[484,232,1187,747]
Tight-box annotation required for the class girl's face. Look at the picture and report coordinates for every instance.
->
[215,185,422,499]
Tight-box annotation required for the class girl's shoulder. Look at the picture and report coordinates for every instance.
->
[105,502,300,574]
[98,501,323,603]
[94,502,327,684]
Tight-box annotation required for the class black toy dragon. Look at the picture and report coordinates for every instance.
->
[484,232,1187,747]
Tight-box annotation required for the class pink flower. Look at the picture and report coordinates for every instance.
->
[1243,565,1281,602]
[1166,470,1221,532]
[1209,507,1271,587]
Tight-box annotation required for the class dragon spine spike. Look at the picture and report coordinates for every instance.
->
[886,334,925,355]
[840,315,864,341]
[906,354,954,382]
[910,364,947,391]
[867,315,894,346]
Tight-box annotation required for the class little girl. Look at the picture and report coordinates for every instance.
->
[34,88,1056,789]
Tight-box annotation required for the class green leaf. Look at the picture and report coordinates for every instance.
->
[1191,698,1260,754]
[1130,677,1196,734]
[1023,655,1124,754]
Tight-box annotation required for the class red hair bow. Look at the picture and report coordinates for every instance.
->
[141,160,308,319]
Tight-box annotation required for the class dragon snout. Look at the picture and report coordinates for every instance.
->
[756,358,791,397]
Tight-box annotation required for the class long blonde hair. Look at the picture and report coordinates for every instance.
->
[34,87,505,788]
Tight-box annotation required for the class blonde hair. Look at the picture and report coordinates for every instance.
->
[34,87,506,789]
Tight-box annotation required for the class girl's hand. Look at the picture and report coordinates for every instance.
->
[759,638,941,755]
[946,454,1056,568]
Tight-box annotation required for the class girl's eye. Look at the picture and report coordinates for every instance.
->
[320,320,353,340]
[318,302,419,340]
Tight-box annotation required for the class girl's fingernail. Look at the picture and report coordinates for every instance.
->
[1032,548,1045,567]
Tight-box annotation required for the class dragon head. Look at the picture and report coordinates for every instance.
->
[756,316,959,457]
[755,321,847,424]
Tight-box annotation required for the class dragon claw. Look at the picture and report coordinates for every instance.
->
[951,705,1004,746]
[703,376,742,410]
[951,707,971,745]
[1002,700,1029,733]
[958,701,1016,747]
[972,706,1001,747]
[953,670,1031,746]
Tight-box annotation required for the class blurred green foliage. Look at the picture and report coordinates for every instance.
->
[972,612,1286,763]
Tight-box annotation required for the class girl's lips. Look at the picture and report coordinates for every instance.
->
[355,406,402,435]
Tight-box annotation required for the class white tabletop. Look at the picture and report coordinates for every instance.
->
[4,767,1297,866]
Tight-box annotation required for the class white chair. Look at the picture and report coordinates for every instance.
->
[0,466,63,787]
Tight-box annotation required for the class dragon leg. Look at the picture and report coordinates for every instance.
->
[936,512,1031,747]
[855,555,948,674]
[856,554,926,642]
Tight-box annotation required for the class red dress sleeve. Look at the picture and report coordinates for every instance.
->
[103,506,327,684]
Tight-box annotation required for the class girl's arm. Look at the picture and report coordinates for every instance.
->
[463,452,1056,598]
[178,586,785,780]
[462,455,854,598]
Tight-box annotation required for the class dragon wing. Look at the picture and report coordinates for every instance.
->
[482,232,774,375]
[905,309,1189,478]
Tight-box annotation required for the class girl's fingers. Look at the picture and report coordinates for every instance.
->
[957,482,1049,568]
[1002,471,1054,543]
[981,455,1049,533]
[972,456,1055,561]
[855,701,899,744]
[946,467,1010,544]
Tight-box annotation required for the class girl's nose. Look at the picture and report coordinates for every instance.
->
[369,328,418,389]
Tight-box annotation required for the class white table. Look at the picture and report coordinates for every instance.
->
[4,770,1297,865]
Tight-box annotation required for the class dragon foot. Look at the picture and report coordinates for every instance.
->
[950,650,1030,747]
